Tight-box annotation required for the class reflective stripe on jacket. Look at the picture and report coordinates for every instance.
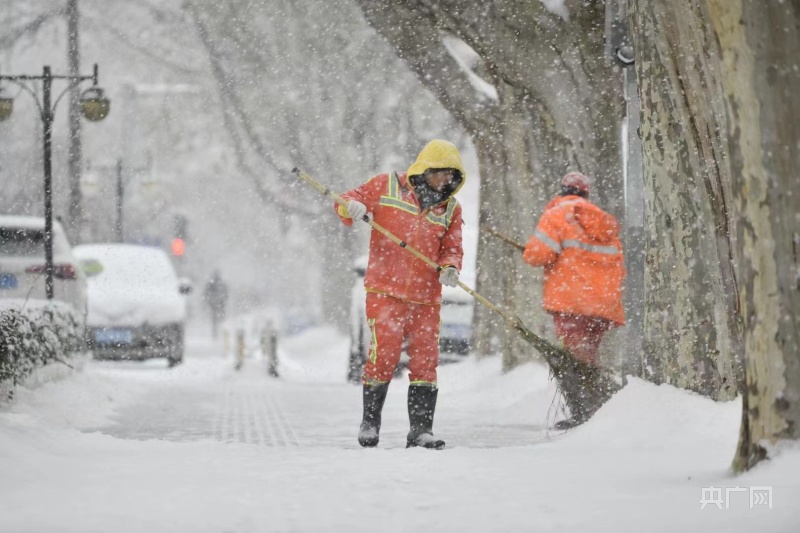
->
[336,171,463,305]
[523,195,626,324]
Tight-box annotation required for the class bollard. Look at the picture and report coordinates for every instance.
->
[235,329,245,371]
[261,322,279,378]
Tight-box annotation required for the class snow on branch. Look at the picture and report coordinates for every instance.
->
[441,35,498,103]
[539,0,570,22]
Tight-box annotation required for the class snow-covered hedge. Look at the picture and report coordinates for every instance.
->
[0,301,84,399]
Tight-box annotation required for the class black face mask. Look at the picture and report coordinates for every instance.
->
[410,172,462,211]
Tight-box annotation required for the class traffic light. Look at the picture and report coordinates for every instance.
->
[171,214,188,257]
[171,237,186,257]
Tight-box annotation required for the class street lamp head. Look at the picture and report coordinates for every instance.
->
[80,86,110,121]
[0,87,13,121]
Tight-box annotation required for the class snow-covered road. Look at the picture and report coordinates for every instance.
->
[1,326,798,532]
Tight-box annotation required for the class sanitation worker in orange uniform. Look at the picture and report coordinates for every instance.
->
[336,139,465,449]
[523,172,626,429]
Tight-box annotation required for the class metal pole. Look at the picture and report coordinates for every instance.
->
[42,66,54,300]
[623,63,645,378]
[262,323,279,378]
[116,158,124,242]
[235,329,245,371]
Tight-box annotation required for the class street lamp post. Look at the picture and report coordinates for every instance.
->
[89,156,152,243]
[116,158,124,242]
[605,1,643,378]
[0,64,110,300]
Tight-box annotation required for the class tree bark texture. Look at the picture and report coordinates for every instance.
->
[704,0,800,471]
[354,0,624,369]
[630,0,742,399]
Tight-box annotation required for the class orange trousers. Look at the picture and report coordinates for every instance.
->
[551,312,616,366]
[362,292,441,386]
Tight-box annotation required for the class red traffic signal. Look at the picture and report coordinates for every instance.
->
[171,238,186,257]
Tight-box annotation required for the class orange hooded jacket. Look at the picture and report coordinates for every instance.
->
[336,140,466,305]
[523,195,626,324]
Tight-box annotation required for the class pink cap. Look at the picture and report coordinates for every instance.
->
[560,172,591,194]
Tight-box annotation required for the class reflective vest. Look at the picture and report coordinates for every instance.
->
[523,195,626,324]
[379,172,459,229]
[337,172,464,305]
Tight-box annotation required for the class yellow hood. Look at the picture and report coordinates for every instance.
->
[406,139,467,188]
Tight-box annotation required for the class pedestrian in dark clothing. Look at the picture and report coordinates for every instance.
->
[203,270,229,339]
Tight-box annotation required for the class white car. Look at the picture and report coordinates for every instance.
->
[438,284,475,355]
[73,243,191,367]
[0,215,88,323]
[347,255,474,382]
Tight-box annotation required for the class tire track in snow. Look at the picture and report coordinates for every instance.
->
[247,387,266,447]
[268,392,300,446]
[213,382,299,447]
[254,386,281,447]
[262,388,288,447]
[91,361,329,448]
[241,385,253,445]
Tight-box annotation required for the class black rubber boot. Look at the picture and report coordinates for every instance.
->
[406,384,445,449]
[358,383,389,447]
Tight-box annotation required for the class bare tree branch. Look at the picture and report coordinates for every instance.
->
[80,14,205,78]
[353,0,494,135]
[0,7,67,50]
[186,2,314,217]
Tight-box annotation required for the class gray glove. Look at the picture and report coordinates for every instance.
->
[346,200,367,222]
[439,266,459,287]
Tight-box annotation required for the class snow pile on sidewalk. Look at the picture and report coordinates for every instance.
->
[0,327,798,532]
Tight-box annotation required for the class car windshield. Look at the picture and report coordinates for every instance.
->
[76,245,177,288]
[0,228,45,257]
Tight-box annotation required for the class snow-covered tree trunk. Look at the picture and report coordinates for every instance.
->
[629,0,742,399]
[703,0,800,471]
[354,0,623,369]
[471,83,543,369]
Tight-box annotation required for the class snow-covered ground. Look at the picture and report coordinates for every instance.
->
[1,326,798,532]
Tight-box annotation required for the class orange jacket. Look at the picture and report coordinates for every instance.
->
[337,171,463,304]
[523,195,626,324]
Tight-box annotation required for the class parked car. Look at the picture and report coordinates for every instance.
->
[347,255,474,382]
[72,243,191,367]
[438,284,474,355]
[0,215,88,323]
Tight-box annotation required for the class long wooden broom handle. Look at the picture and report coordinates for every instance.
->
[292,168,569,360]
[482,226,526,252]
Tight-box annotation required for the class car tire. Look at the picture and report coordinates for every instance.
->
[347,350,363,383]
[347,321,367,383]
[167,347,184,367]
